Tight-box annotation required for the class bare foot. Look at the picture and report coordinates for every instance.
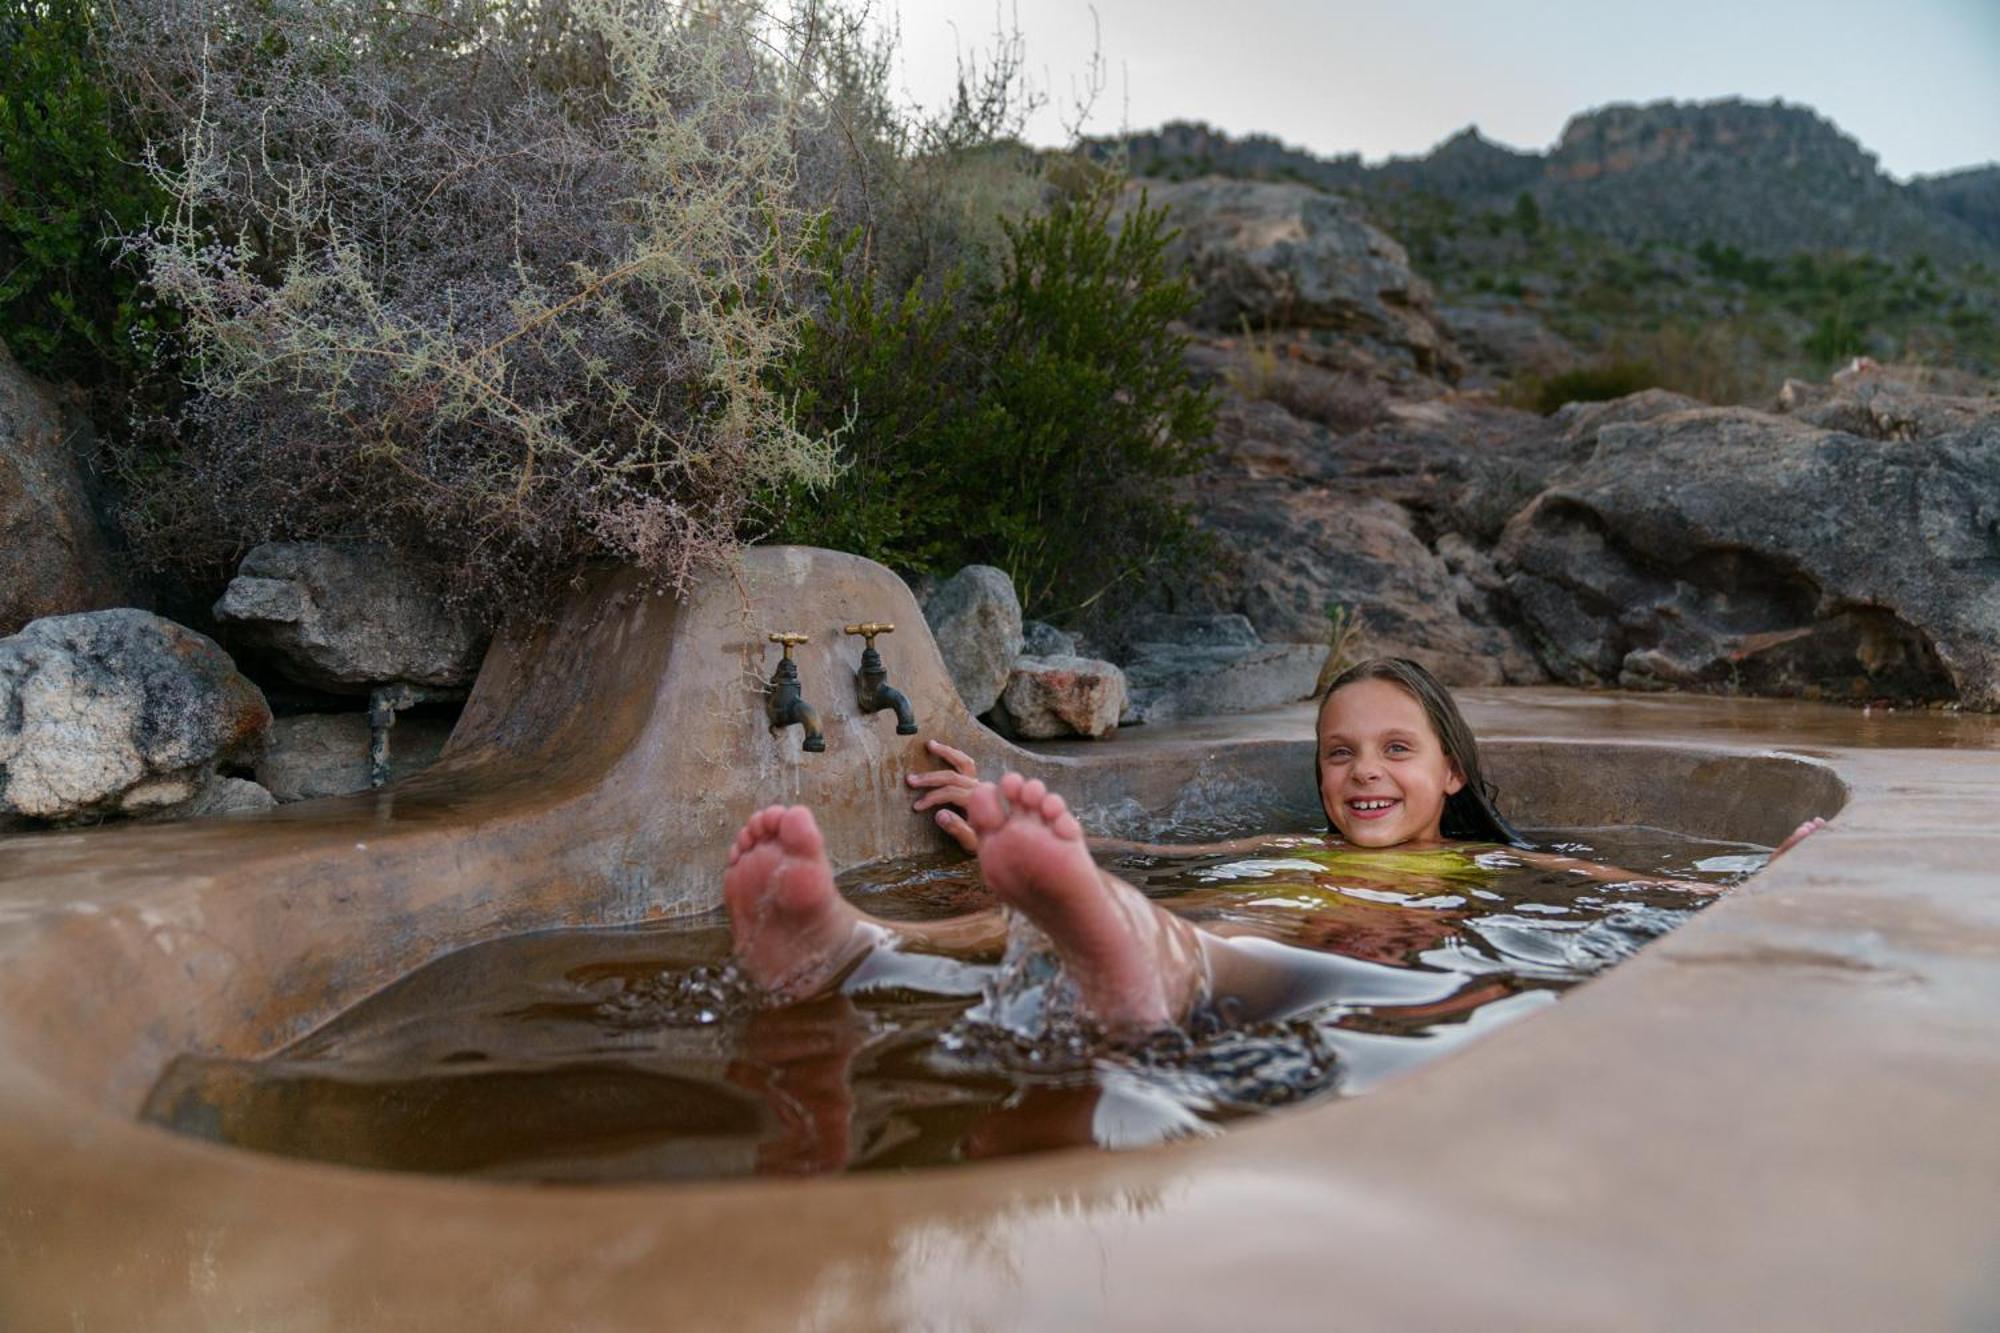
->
[724,805,879,1001]
[967,774,1206,1035]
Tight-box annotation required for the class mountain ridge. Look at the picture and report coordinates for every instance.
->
[1107,99,1998,269]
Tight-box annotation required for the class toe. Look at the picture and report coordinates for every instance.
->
[1018,778,1047,809]
[777,805,824,857]
[966,780,1007,834]
[998,771,1025,802]
[1039,791,1067,821]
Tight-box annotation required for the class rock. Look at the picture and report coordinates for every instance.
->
[1776,362,1998,441]
[1551,388,1706,442]
[1438,302,1578,385]
[1185,484,1545,687]
[1122,643,1324,726]
[213,542,486,694]
[998,655,1128,739]
[1134,178,1461,378]
[1021,621,1080,658]
[1498,408,2000,706]
[0,610,271,823]
[256,712,454,802]
[0,340,135,636]
[136,775,277,822]
[921,565,1024,717]
[1126,612,1262,652]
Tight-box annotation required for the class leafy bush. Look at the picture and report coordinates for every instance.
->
[102,0,842,616]
[0,0,169,405]
[770,178,1215,622]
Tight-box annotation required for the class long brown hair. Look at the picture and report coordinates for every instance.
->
[1315,657,1528,847]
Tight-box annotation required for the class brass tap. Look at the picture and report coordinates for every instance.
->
[765,631,825,752]
[845,622,918,735]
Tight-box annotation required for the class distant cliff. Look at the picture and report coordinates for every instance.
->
[1111,100,1998,268]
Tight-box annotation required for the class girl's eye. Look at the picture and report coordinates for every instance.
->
[1324,748,1351,761]
[1387,742,1410,755]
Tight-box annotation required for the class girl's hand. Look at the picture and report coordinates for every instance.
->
[1770,816,1828,861]
[907,739,981,853]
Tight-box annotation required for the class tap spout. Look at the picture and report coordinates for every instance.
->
[846,622,920,735]
[869,680,919,735]
[765,633,826,752]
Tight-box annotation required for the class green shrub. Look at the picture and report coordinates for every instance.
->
[0,0,169,403]
[770,177,1215,623]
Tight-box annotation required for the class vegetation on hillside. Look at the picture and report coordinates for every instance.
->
[0,0,1212,629]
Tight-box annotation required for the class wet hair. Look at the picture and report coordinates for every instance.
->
[1314,657,1530,848]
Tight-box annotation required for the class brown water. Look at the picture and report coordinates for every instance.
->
[142,826,1758,1182]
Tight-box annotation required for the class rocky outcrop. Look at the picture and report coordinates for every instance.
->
[919,565,1024,718]
[996,655,1128,740]
[1498,406,2000,705]
[1133,178,1460,378]
[1170,389,1552,688]
[0,342,134,636]
[213,543,486,694]
[0,610,271,823]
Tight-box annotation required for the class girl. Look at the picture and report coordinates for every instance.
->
[724,658,1825,1034]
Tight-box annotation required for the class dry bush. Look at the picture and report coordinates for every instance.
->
[106,0,845,618]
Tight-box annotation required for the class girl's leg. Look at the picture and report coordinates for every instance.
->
[966,776,1462,1032]
[723,805,1005,1002]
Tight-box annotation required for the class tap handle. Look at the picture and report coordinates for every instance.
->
[767,631,809,661]
[843,622,895,648]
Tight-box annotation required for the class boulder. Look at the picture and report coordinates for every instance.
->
[256,711,454,802]
[1776,364,1998,441]
[0,341,134,636]
[1134,178,1461,378]
[0,610,271,822]
[1122,643,1324,726]
[920,565,1024,717]
[1186,483,1545,687]
[998,655,1128,740]
[1499,408,2000,706]
[213,543,486,693]
[137,775,277,822]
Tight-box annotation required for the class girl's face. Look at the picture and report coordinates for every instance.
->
[1317,678,1466,848]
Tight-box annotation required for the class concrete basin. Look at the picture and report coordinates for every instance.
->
[1,548,1994,1331]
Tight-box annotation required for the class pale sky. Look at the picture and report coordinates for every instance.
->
[883,0,2000,181]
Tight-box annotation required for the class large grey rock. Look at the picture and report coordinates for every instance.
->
[921,565,1024,717]
[256,711,453,802]
[1122,643,1324,726]
[1499,407,2000,706]
[998,655,1127,740]
[0,341,134,636]
[1187,484,1545,687]
[0,610,271,822]
[213,543,486,693]
[1134,178,1460,378]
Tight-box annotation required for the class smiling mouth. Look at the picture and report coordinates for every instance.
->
[1345,798,1400,820]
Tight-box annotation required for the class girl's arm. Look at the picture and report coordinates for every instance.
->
[906,741,1306,860]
